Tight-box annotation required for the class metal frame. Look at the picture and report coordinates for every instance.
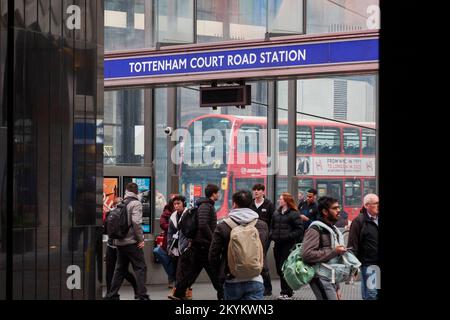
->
[287,79,297,197]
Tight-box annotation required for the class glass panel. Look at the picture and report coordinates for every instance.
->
[275,80,288,202]
[237,125,262,153]
[362,129,376,155]
[345,179,361,206]
[268,0,304,35]
[344,128,360,154]
[296,126,312,154]
[235,178,265,191]
[156,0,194,44]
[104,0,148,51]
[314,127,341,154]
[154,88,168,218]
[316,180,342,205]
[297,178,313,204]
[104,89,145,165]
[306,0,379,35]
[177,82,268,219]
[197,0,266,43]
[363,179,376,196]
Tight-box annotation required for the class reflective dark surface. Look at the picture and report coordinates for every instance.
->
[1,0,103,300]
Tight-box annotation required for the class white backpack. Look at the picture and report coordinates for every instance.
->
[224,218,264,279]
[309,221,361,283]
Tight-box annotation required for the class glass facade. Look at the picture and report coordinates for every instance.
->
[104,0,379,51]
[104,89,145,165]
[0,0,7,300]
[1,0,104,300]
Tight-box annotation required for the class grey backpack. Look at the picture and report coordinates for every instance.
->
[309,221,361,284]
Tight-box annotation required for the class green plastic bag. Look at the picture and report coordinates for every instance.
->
[282,243,315,290]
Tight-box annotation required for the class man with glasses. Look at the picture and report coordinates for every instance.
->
[348,193,379,300]
[302,196,348,300]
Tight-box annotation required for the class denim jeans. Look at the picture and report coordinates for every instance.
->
[224,281,265,300]
[153,246,176,282]
[361,265,379,300]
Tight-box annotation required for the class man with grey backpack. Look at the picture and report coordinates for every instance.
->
[302,196,360,300]
[209,190,268,300]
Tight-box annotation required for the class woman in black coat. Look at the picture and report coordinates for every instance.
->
[270,192,304,300]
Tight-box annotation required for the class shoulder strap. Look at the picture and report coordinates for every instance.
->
[224,218,238,229]
[309,221,343,248]
[224,218,258,229]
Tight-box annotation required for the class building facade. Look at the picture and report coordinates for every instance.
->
[0,1,104,299]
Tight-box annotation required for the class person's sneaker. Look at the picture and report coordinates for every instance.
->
[185,288,193,300]
[168,294,188,300]
[277,294,292,300]
[263,290,272,297]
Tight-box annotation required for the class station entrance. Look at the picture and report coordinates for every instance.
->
[103,80,377,286]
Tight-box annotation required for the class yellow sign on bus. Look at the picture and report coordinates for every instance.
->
[221,177,228,190]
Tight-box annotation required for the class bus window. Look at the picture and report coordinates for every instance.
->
[345,179,362,207]
[362,129,376,155]
[278,125,288,152]
[237,125,262,153]
[275,178,288,202]
[316,180,343,205]
[314,127,341,154]
[297,126,312,154]
[343,128,361,154]
[235,178,265,192]
[363,179,377,196]
[297,178,314,202]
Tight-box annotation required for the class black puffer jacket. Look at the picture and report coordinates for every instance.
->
[270,207,304,244]
[192,197,217,249]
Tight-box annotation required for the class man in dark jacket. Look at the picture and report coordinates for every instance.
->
[302,196,348,300]
[209,189,268,300]
[169,184,224,300]
[104,183,150,300]
[298,188,319,229]
[348,193,379,300]
[250,183,274,296]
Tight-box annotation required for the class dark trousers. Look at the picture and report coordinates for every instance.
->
[105,245,138,294]
[174,246,223,299]
[107,244,149,300]
[263,239,272,293]
[273,241,295,296]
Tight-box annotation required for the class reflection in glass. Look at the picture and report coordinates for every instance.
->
[268,0,304,35]
[105,0,148,51]
[156,0,194,44]
[104,89,145,165]
[306,0,379,34]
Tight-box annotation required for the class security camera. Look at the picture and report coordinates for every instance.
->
[164,126,173,136]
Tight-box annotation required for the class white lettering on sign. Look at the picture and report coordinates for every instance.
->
[66,265,81,290]
[126,49,307,75]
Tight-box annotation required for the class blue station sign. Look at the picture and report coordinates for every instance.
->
[105,38,378,80]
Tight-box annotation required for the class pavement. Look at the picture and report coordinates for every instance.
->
[103,279,362,300]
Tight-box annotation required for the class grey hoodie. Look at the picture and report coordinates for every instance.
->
[114,191,144,246]
[228,208,259,225]
[225,207,264,284]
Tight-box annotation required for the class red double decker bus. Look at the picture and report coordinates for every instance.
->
[179,114,376,221]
